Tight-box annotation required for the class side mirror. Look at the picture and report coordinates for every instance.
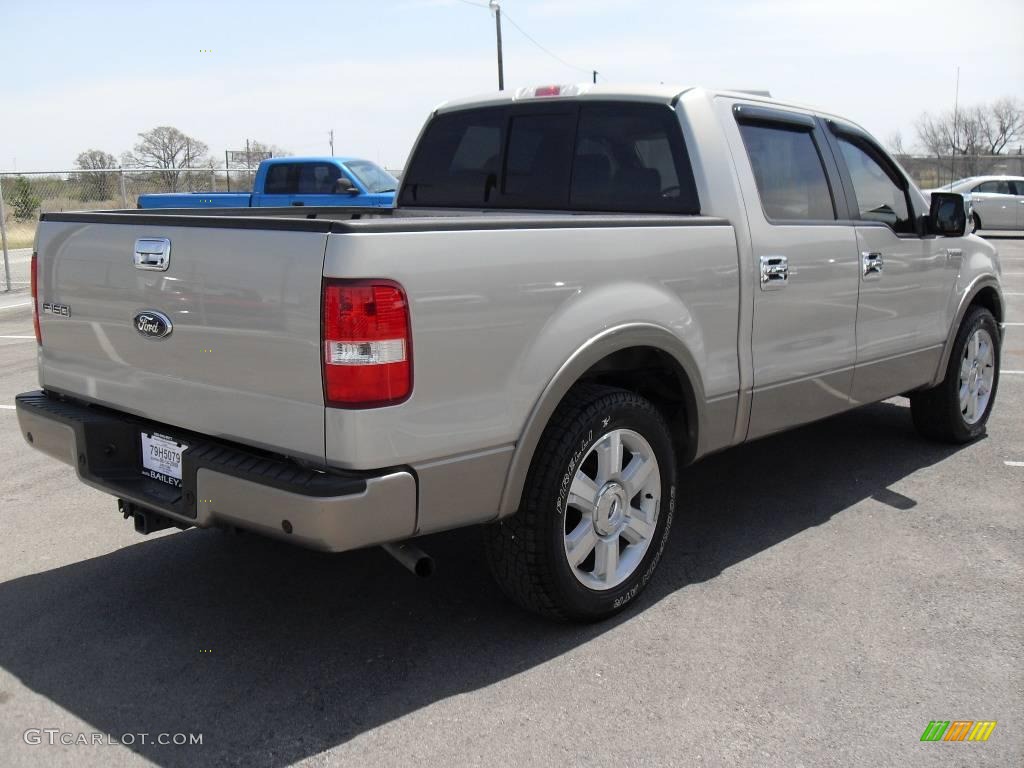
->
[334,178,360,195]
[929,192,967,237]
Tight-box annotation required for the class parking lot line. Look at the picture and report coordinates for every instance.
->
[0,335,34,339]
[0,302,32,311]
[1004,370,1024,375]
[1005,461,1024,467]
[0,405,16,410]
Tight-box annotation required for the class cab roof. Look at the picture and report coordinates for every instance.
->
[260,156,366,166]
[434,83,846,122]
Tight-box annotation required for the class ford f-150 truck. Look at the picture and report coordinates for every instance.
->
[137,156,397,209]
[18,84,1003,621]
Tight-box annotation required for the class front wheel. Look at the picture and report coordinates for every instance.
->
[910,306,1000,443]
[485,384,677,621]
[971,212,982,233]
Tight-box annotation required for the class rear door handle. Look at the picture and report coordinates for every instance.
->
[759,255,789,291]
[291,201,305,206]
[862,251,884,279]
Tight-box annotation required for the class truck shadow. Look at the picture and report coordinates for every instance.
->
[0,400,964,767]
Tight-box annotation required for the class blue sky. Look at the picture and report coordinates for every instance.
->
[3,0,1022,170]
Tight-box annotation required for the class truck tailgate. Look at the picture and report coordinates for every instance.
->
[35,218,328,463]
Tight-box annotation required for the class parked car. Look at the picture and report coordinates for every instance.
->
[924,175,1024,232]
[19,84,1003,621]
[137,157,397,209]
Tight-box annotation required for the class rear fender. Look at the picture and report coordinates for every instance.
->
[497,309,707,518]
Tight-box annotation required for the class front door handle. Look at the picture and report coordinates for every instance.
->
[291,201,305,207]
[759,255,789,291]
[862,251,884,279]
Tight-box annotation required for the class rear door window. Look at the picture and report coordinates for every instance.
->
[401,102,700,214]
[974,180,1011,194]
[738,122,836,221]
[264,164,296,194]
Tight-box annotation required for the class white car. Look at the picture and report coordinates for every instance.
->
[925,175,1024,232]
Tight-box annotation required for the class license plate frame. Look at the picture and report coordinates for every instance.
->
[140,432,188,487]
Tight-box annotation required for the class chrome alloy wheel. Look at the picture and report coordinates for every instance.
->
[562,429,661,591]
[959,328,995,425]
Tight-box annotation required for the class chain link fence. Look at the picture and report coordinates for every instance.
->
[894,154,1024,190]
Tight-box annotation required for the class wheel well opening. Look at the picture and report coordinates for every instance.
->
[971,286,1003,325]
[577,346,698,463]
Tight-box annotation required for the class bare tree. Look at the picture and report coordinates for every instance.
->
[976,97,1024,154]
[915,97,1023,158]
[249,140,290,160]
[122,126,209,191]
[886,131,906,156]
[74,149,118,201]
[225,140,291,170]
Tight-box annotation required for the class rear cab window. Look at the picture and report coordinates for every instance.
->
[400,101,700,214]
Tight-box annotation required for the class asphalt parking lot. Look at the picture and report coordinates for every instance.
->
[0,237,1021,768]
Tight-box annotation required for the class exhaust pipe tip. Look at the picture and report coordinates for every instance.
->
[382,541,434,578]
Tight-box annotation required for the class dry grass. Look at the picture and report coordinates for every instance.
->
[2,220,37,249]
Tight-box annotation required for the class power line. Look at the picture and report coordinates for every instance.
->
[500,10,592,75]
[450,0,596,79]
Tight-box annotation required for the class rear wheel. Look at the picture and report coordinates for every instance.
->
[910,306,1000,443]
[485,384,677,621]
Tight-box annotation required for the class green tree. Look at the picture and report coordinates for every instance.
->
[10,176,40,222]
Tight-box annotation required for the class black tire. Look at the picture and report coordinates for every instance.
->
[910,306,1000,443]
[972,212,982,233]
[485,384,677,621]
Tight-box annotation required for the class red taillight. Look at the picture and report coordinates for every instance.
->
[534,85,561,97]
[322,280,412,407]
[30,253,41,345]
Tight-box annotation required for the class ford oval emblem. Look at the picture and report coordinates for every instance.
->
[133,310,173,340]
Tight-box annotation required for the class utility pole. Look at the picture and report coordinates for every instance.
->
[489,0,504,90]
[593,70,598,84]
[950,66,959,186]
[329,129,335,156]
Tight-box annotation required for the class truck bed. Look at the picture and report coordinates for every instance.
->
[35,206,736,473]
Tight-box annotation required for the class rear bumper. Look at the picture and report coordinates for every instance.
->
[14,391,417,552]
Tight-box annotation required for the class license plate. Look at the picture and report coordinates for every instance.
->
[141,432,188,487]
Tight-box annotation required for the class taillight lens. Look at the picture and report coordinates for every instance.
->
[30,252,41,345]
[322,280,412,407]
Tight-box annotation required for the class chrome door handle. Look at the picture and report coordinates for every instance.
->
[133,238,171,272]
[862,251,884,279]
[759,255,789,291]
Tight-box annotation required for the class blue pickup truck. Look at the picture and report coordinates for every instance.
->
[138,157,397,209]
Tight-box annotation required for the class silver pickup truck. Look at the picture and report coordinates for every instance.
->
[17,85,1004,620]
